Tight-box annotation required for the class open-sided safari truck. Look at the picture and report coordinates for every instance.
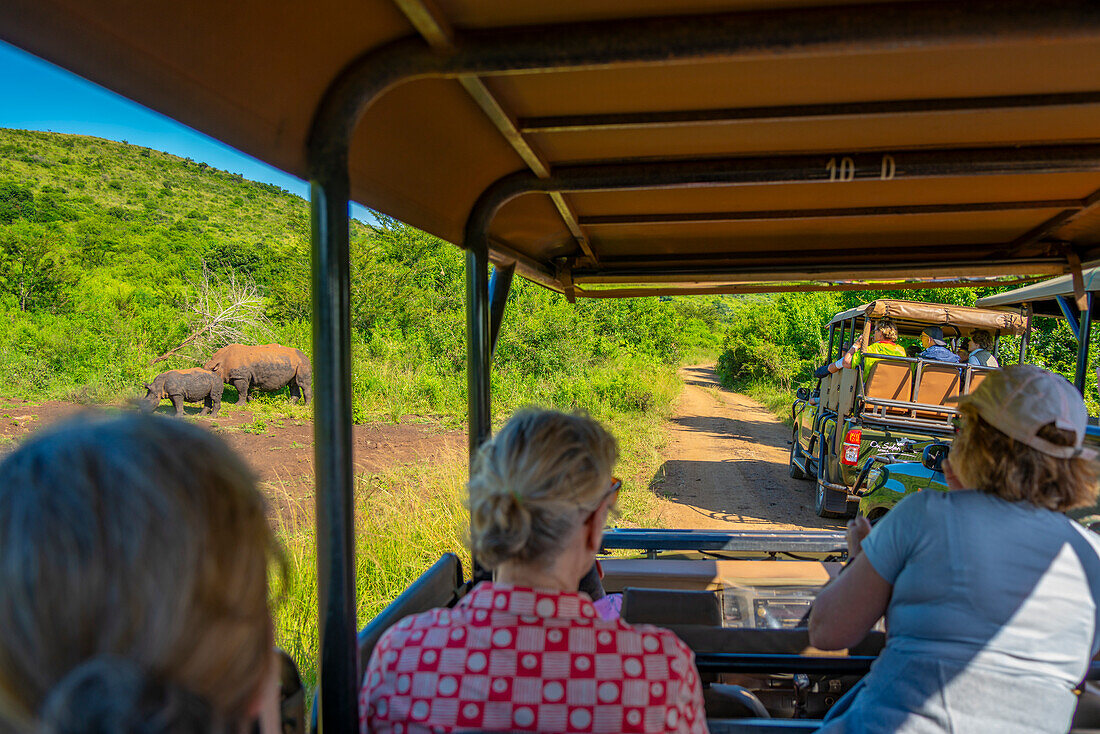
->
[791,299,1027,518]
[12,1,1100,731]
[857,267,1100,521]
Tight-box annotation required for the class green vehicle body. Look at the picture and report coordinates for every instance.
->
[860,425,1100,522]
[857,459,946,519]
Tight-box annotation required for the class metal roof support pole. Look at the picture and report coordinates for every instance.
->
[1074,293,1093,394]
[1056,295,1082,340]
[466,234,492,467]
[489,262,515,358]
[309,161,358,732]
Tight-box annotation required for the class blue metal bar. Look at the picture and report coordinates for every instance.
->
[694,653,1100,680]
[601,529,847,553]
[1075,292,1093,395]
[489,262,515,358]
[1057,295,1081,340]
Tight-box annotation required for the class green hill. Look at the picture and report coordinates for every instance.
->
[0,128,726,420]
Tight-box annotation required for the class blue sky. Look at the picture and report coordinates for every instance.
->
[0,40,373,222]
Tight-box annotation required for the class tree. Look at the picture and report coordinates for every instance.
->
[151,263,272,364]
[0,220,70,312]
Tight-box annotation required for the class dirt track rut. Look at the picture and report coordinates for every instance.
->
[653,366,843,531]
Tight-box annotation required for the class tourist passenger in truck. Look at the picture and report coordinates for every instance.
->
[808,366,1100,734]
[917,326,960,363]
[0,414,283,734]
[966,329,999,367]
[814,318,906,378]
[360,408,706,734]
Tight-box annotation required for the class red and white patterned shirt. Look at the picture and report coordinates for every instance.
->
[360,582,707,734]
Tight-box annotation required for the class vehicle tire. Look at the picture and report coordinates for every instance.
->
[789,429,809,480]
[814,439,846,519]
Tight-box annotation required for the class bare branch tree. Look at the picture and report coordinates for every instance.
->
[152,263,274,365]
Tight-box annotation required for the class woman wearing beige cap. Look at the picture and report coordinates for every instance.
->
[809,365,1100,734]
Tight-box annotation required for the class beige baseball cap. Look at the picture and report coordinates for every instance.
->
[954,365,1097,460]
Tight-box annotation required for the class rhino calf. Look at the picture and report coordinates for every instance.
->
[142,368,222,416]
[204,343,312,405]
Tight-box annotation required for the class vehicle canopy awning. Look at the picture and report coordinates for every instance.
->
[8,1,1100,296]
[976,266,1100,318]
[826,299,1029,336]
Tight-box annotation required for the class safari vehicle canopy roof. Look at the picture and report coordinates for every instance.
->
[826,299,1029,336]
[9,2,1100,296]
[977,266,1100,317]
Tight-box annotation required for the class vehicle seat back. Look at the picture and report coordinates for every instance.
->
[914,363,961,417]
[621,587,722,627]
[357,552,465,680]
[863,361,912,414]
[966,366,995,394]
[310,552,466,734]
[822,372,839,411]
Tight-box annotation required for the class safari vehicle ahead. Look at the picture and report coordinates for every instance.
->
[13,1,1100,731]
[861,266,1100,520]
[790,299,1027,518]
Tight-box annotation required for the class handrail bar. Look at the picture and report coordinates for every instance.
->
[857,414,956,433]
[863,396,959,414]
[601,529,847,553]
[693,653,1100,680]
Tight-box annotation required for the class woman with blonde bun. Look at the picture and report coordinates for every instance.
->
[0,413,283,734]
[810,365,1100,734]
[361,408,706,734]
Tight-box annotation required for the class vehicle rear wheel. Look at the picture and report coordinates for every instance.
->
[789,429,809,480]
[814,440,846,519]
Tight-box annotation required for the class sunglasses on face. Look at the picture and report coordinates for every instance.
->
[587,477,622,515]
[605,476,622,504]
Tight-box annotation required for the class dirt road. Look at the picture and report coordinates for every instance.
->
[653,366,843,531]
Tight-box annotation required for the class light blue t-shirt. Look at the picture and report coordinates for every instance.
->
[821,489,1100,734]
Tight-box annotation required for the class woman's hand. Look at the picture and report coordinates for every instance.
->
[943,458,964,491]
[847,515,871,558]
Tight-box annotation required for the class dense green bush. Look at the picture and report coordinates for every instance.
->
[0,128,730,422]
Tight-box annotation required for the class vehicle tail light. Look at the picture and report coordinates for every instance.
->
[841,428,862,466]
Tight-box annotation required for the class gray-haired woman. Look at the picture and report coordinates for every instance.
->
[0,413,283,734]
[361,408,707,734]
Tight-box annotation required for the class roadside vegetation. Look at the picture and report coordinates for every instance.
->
[0,127,730,687]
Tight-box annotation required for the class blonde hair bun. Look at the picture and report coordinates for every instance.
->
[468,409,618,569]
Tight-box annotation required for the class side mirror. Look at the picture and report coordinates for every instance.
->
[922,444,949,473]
[796,387,810,401]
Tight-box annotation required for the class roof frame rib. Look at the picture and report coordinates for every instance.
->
[390,0,598,265]
[517,91,1100,133]
[577,200,1085,227]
